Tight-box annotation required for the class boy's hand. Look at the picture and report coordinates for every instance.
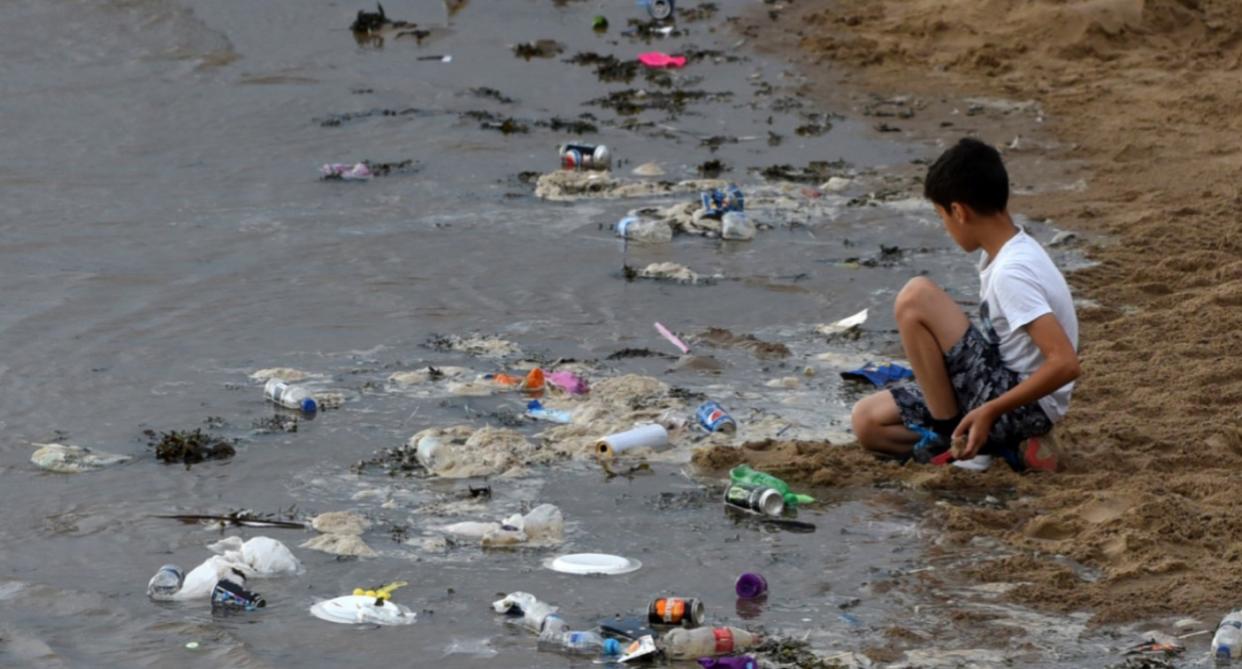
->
[952,404,997,460]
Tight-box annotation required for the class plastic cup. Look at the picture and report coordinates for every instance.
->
[735,572,767,599]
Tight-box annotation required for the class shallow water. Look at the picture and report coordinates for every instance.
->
[0,1,1175,667]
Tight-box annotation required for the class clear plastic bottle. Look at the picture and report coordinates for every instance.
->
[1213,611,1242,663]
[146,564,184,600]
[615,216,673,243]
[660,626,759,659]
[537,629,622,656]
[721,212,755,241]
[493,592,560,633]
[263,378,318,413]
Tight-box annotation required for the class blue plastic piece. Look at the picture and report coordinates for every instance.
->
[301,398,318,414]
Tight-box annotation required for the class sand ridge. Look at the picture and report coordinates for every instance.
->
[706,0,1242,624]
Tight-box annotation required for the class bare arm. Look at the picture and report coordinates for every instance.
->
[953,313,1081,457]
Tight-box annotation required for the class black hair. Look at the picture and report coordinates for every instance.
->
[923,137,1009,215]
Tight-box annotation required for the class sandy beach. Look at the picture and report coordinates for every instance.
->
[699,0,1242,625]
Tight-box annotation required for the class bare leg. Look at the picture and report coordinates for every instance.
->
[893,277,970,420]
[851,391,919,457]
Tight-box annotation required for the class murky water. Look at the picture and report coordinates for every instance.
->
[0,1,1193,667]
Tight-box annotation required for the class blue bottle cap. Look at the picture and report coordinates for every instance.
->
[301,398,318,413]
[616,217,635,236]
[603,638,621,655]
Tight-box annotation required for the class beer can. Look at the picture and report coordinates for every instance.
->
[558,143,611,171]
[724,483,785,516]
[696,400,736,434]
[647,596,705,627]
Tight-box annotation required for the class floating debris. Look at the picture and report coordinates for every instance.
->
[301,533,377,558]
[567,52,641,83]
[586,89,731,116]
[470,87,515,104]
[252,415,298,434]
[513,39,564,60]
[145,429,236,469]
[311,511,370,536]
[423,333,521,358]
[155,510,306,530]
[756,161,850,184]
[30,443,131,474]
[698,159,728,178]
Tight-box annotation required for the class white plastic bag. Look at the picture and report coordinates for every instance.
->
[207,536,303,577]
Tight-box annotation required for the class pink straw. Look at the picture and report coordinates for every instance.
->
[654,322,691,354]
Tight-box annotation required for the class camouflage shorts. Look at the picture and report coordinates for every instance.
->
[890,324,1053,457]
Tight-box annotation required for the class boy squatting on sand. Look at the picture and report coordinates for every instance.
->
[850,138,1080,472]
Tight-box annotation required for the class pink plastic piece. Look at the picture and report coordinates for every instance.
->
[547,371,589,395]
[638,52,687,69]
[654,322,691,354]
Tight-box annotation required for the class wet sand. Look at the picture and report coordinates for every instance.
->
[713,0,1242,626]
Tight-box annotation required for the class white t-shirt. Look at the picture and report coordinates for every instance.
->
[978,229,1079,421]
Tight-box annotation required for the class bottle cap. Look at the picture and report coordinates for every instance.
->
[603,638,621,655]
[735,572,768,599]
[300,398,318,413]
[617,216,636,237]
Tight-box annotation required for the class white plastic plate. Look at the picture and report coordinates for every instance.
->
[309,595,416,625]
[544,553,642,575]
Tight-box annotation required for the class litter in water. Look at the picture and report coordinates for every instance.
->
[30,443,131,474]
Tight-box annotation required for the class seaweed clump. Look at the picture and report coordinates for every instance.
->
[756,637,849,669]
[145,429,236,469]
[351,443,427,478]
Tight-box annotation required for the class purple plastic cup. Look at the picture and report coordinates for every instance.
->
[735,572,768,599]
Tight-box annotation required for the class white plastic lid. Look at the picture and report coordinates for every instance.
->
[544,553,641,576]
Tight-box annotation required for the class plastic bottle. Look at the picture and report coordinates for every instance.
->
[541,613,568,636]
[146,564,184,600]
[527,400,572,424]
[263,378,318,413]
[721,212,755,241]
[1213,611,1242,663]
[493,592,559,633]
[660,626,759,659]
[537,629,622,656]
[729,464,815,506]
[615,216,673,243]
[519,504,565,543]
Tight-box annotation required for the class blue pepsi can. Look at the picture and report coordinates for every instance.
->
[697,400,736,433]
